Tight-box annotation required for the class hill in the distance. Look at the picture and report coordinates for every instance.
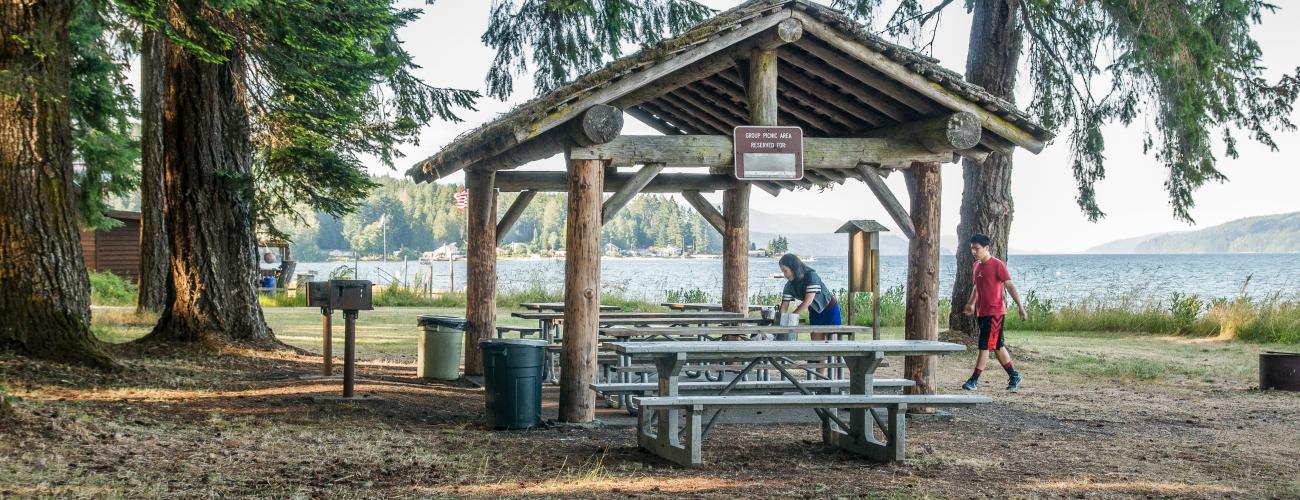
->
[1087,212,1300,254]
[749,209,1046,256]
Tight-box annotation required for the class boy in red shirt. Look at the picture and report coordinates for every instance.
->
[962,234,1027,392]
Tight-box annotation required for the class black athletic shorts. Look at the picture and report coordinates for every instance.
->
[977,315,1005,351]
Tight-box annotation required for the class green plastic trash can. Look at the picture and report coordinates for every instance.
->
[479,339,546,430]
[416,315,467,380]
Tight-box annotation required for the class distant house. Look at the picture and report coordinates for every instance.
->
[80,210,141,282]
[648,246,681,257]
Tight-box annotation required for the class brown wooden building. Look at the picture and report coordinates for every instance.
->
[406,0,1053,423]
[80,210,141,282]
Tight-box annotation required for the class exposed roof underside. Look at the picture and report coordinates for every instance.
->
[406,0,1052,193]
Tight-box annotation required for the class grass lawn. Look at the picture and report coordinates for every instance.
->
[1,307,1297,497]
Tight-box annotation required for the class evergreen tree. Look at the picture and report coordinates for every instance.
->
[825,0,1300,337]
[116,0,478,346]
[1,0,117,369]
[482,0,713,99]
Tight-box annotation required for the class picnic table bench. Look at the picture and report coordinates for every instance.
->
[607,340,988,466]
[661,302,766,313]
[510,311,756,384]
[494,325,543,338]
[519,302,621,312]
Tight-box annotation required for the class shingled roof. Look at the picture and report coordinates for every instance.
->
[407,0,1052,188]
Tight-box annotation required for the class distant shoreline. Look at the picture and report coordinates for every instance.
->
[315,251,1300,264]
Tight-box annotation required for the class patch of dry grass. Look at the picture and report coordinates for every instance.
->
[5,312,1297,498]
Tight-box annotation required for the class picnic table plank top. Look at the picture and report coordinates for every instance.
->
[511,311,746,320]
[596,317,769,328]
[598,322,769,332]
[602,325,870,336]
[606,340,966,357]
[661,302,766,312]
[519,302,621,311]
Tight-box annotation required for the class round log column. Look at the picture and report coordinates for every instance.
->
[903,162,942,404]
[560,158,605,422]
[722,186,751,313]
[463,169,497,376]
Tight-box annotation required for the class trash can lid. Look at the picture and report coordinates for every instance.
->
[416,315,467,329]
[479,338,548,348]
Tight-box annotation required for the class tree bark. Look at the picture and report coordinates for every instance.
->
[143,33,273,346]
[904,162,941,401]
[136,25,169,314]
[0,0,115,369]
[463,169,497,376]
[950,0,1021,340]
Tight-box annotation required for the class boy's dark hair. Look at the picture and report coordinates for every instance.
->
[970,233,993,247]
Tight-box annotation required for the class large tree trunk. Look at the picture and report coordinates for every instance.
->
[143,34,273,345]
[0,0,115,369]
[950,0,1022,339]
[136,26,170,314]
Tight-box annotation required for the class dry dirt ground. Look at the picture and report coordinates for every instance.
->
[2,317,1299,498]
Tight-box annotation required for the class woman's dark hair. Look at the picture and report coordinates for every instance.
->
[778,253,813,281]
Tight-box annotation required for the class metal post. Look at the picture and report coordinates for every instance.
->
[343,310,358,397]
[321,307,333,376]
[448,255,455,292]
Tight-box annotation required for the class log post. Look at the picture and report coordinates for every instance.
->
[560,158,605,422]
[903,162,941,405]
[463,169,497,377]
[721,47,777,313]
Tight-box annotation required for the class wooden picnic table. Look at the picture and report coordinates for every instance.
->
[603,325,869,341]
[605,340,984,466]
[520,302,621,312]
[598,324,863,410]
[510,311,751,384]
[662,302,766,313]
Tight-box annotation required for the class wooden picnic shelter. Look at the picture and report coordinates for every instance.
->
[406,0,1051,423]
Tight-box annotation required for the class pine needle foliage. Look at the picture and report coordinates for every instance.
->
[482,0,715,99]
[832,0,1300,223]
[70,0,140,230]
[117,0,479,236]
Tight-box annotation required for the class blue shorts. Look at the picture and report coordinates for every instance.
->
[777,300,841,341]
[810,300,842,326]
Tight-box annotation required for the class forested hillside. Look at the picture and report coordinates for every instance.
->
[1133,212,1300,253]
[284,177,722,260]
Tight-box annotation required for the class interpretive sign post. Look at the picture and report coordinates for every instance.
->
[733,125,803,180]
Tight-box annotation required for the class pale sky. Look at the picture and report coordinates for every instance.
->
[382,0,1300,253]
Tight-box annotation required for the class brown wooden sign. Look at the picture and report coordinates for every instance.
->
[733,126,803,180]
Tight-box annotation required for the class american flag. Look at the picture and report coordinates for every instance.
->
[454,189,468,210]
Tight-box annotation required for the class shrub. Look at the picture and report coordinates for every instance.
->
[88,271,136,306]
[667,287,711,304]
[259,292,302,308]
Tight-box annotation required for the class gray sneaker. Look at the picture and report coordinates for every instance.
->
[961,377,978,391]
[1007,373,1022,392]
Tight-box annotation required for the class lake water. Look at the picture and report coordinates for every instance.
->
[292,253,1299,305]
